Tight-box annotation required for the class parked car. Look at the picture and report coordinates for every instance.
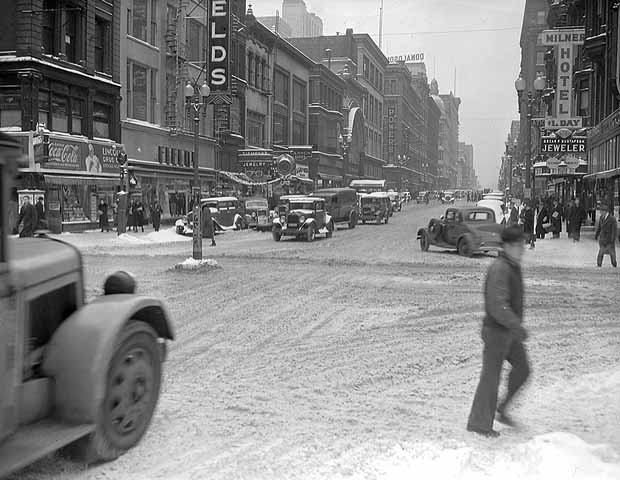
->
[272,196,334,242]
[417,191,429,204]
[477,199,507,225]
[387,190,402,212]
[0,132,174,478]
[359,192,390,225]
[175,196,246,235]
[243,197,272,231]
[417,206,504,257]
[311,188,359,229]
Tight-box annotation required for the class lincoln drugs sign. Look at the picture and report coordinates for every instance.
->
[208,0,232,103]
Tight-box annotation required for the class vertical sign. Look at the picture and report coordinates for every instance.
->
[387,106,396,159]
[542,29,585,128]
[207,0,232,104]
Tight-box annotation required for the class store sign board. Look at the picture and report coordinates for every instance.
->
[540,136,586,155]
[388,53,425,63]
[545,117,582,130]
[42,136,122,174]
[295,164,310,179]
[387,106,396,156]
[206,0,232,103]
[241,160,276,181]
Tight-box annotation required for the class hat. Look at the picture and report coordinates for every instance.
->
[501,225,525,244]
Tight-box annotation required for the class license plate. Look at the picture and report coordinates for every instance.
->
[288,223,297,228]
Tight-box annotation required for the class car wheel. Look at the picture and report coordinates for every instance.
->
[73,321,162,463]
[420,230,430,251]
[307,224,316,242]
[272,230,282,242]
[326,221,334,238]
[458,234,474,257]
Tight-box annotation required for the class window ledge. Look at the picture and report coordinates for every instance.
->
[95,71,113,80]
[41,54,87,72]
[127,35,160,52]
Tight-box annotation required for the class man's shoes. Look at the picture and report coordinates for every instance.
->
[496,410,516,427]
[466,425,500,437]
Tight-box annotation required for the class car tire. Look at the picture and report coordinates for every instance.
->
[420,230,430,251]
[71,321,162,463]
[428,219,443,241]
[458,234,474,257]
[307,224,316,242]
[326,221,334,238]
[272,230,282,242]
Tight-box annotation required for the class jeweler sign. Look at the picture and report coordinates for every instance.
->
[207,0,232,102]
[540,136,586,155]
[542,28,585,124]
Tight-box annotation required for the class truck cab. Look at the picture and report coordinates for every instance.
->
[0,132,174,477]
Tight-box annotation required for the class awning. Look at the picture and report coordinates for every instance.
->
[318,173,343,181]
[583,168,620,181]
[43,174,120,187]
[290,175,314,184]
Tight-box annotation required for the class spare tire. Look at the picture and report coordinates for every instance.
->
[428,219,443,241]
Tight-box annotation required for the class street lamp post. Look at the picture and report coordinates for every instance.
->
[338,130,352,185]
[515,75,545,200]
[184,81,211,260]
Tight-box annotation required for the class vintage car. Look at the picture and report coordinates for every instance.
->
[175,196,246,235]
[243,197,272,231]
[272,196,334,242]
[387,190,402,212]
[417,207,504,257]
[0,132,174,478]
[442,190,456,204]
[359,192,390,225]
[417,191,429,204]
[310,188,359,229]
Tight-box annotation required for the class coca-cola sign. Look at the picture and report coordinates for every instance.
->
[41,136,122,174]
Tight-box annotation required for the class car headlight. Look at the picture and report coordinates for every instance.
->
[280,215,286,223]
[299,215,306,223]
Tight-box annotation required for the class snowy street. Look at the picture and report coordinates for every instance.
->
[12,202,620,480]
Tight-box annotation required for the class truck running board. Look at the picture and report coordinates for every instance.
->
[0,419,94,478]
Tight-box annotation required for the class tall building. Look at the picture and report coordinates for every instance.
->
[282,0,323,38]
[429,79,460,188]
[0,0,123,233]
[256,14,293,38]
[457,142,475,189]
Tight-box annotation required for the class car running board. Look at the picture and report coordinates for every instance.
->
[0,419,95,477]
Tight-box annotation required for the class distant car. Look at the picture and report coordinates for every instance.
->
[272,196,334,242]
[311,188,359,229]
[417,191,428,204]
[417,206,504,257]
[442,191,456,204]
[175,196,246,236]
[359,192,390,225]
[387,190,402,212]
[243,197,272,231]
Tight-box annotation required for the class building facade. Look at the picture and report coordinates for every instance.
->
[429,79,460,188]
[0,0,123,232]
[457,142,475,189]
[256,14,293,38]
[282,0,323,38]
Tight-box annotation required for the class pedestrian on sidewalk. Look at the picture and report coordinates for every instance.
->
[567,197,587,242]
[550,199,563,239]
[535,198,549,239]
[35,196,46,229]
[151,200,163,232]
[595,201,617,268]
[508,201,519,226]
[135,200,145,232]
[202,205,216,247]
[98,198,110,232]
[520,200,535,249]
[467,225,530,438]
[15,196,38,238]
[128,199,136,232]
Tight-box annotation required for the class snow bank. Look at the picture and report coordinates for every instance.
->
[336,433,620,480]
[174,257,221,271]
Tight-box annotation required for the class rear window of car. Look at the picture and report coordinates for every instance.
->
[467,211,492,222]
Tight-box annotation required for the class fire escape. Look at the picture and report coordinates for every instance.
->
[165,0,189,135]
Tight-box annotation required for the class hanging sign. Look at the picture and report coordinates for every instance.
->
[541,28,585,125]
[207,0,232,104]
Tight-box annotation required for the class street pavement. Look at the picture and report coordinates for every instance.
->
[13,201,620,480]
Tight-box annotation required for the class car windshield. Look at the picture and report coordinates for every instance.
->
[290,202,315,210]
[246,200,267,209]
[363,198,381,205]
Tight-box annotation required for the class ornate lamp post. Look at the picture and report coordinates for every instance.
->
[515,75,545,200]
[338,129,352,185]
[184,80,211,260]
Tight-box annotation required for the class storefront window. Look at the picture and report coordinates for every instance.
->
[51,94,69,132]
[93,102,111,138]
[61,185,91,222]
[0,90,21,128]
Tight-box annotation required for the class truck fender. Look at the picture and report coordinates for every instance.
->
[42,294,174,424]
[302,218,316,229]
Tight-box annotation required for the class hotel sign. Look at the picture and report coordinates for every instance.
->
[541,29,585,128]
[207,0,232,104]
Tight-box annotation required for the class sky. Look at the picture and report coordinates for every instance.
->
[252,0,527,188]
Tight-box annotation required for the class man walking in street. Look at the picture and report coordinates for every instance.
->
[595,201,617,268]
[15,196,38,238]
[467,225,530,438]
[151,200,163,232]
[202,205,216,247]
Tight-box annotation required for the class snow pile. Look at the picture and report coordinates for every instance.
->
[117,233,151,244]
[145,228,192,243]
[341,433,620,480]
[174,257,221,271]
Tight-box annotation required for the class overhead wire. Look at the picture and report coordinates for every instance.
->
[382,26,520,37]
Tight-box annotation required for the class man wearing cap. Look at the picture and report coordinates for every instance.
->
[467,225,530,437]
[594,201,617,268]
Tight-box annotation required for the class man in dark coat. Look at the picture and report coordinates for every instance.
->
[98,199,110,232]
[595,202,617,268]
[35,196,46,229]
[520,200,535,249]
[567,197,587,242]
[508,202,519,226]
[16,196,38,237]
[550,199,563,238]
[151,200,163,232]
[535,198,549,239]
[202,205,216,246]
[467,225,530,438]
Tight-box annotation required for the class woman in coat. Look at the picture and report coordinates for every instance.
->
[98,199,110,232]
[127,199,135,232]
[135,200,145,232]
[567,197,587,242]
[535,198,549,239]
[151,200,163,232]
